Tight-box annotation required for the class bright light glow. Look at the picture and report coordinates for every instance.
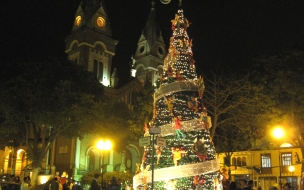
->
[273,127,284,139]
[97,140,112,150]
[102,77,109,86]
[280,143,292,148]
[288,165,295,172]
[38,175,52,185]
[131,69,136,77]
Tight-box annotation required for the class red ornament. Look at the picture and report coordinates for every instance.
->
[193,175,199,185]
[199,178,205,185]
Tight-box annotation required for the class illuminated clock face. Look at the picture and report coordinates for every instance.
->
[96,17,105,28]
[75,16,81,26]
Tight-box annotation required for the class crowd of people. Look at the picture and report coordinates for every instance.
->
[268,183,293,190]
[49,171,81,190]
[3,171,129,190]
[90,173,122,190]
[5,171,297,190]
[225,179,294,190]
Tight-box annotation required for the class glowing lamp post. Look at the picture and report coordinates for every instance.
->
[97,140,112,151]
[273,128,284,139]
[273,127,284,190]
[96,140,112,190]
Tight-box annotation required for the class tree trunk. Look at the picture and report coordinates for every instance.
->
[31,167,41,187]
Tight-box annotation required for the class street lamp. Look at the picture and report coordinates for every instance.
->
[289,166,295,187]
[273,127,284,190]
[289,166,295,173]
[96,140,112,190]
[273,128,284,139]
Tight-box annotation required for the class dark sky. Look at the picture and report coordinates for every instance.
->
[2,0,304,82]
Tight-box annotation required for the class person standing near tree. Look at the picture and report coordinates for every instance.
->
[20,177,30,190]
[283,183,291,190]
[248,180,253,190]
[90,174,100,190]
[107,177,120,190]
[62,178,70,190]
[69,180,75,190]
[240,179,250,190]
[229,181,238,190]
[50,177,59,190]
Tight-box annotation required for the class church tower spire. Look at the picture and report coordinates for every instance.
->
[133,0,167,87]
[65,0,118,87]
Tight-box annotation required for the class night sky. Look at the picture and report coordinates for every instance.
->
[2,0,304,83]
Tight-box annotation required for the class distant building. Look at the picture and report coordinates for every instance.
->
[217,144,302,190]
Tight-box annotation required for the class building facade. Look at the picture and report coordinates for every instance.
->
[218,145,302,190]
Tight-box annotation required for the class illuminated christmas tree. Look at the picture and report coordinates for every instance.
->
[133,8,220,190]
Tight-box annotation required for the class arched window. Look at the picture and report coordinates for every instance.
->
[95,44,104,54]
[232,157,236,166]
[88,150,96,171]
[98,61,103,81]
[237,157,241,166]
[136,67,144,77]
[93,60,98,79]
[93,60,104,81]
[72,43,78,53]
[80,57,85,66]
[241,157,246,166]
[8,153,12,168]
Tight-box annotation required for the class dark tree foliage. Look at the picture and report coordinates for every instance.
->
[127,86,155,143]
[0,59,107,185]
[251,49,304,149]
[97,101,133,152]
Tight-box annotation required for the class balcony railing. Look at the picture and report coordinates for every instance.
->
[261,167,272,174]
[281,166,290,173]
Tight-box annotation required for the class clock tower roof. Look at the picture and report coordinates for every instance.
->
[81,0,106,21]
[142,1,162,48]
[71,0,112,36]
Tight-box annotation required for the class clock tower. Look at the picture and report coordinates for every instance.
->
[132,1,167,87]
[65,0,118,87]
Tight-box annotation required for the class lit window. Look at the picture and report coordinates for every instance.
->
[261,154,271,168]
[282,153,292,166]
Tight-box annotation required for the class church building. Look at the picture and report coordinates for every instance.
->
[52,0,167,180]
